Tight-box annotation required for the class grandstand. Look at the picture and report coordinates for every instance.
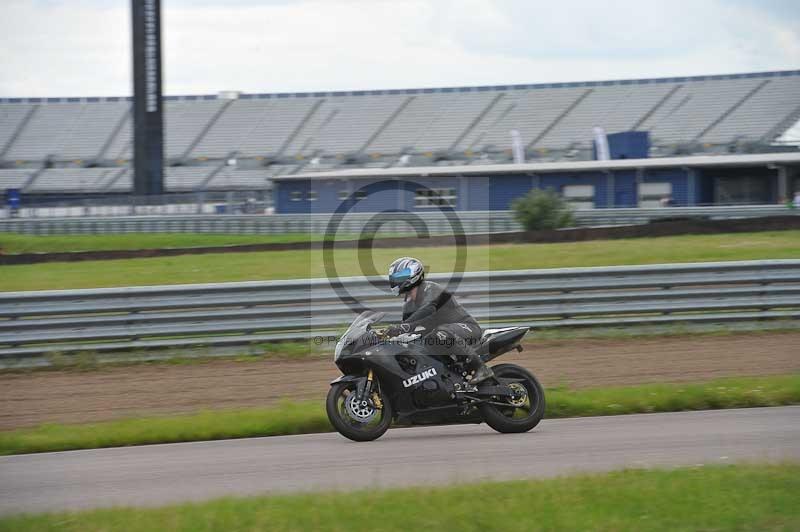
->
[1,70,799,195]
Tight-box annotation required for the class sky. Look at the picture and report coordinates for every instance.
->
[1,0,799,98]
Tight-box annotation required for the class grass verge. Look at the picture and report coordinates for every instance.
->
[1,230,798,291]
[0,374,797,456]
[2,464,798,531]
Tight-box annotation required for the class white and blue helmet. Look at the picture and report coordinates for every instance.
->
[388,257,425,296]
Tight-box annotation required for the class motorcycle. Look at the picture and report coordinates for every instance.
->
[326,311,545,441]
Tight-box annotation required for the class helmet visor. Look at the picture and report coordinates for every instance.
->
[389,267,413,288]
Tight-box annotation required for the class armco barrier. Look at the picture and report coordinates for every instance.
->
[0,205,796,235]
[0,260,798,360]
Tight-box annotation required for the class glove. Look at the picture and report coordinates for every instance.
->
[385,323,412,337]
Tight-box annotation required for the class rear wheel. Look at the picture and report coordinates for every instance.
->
[326,378,393,442]
[479,363,545,433]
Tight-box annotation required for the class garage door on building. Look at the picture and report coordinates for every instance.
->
[639,182,672,208]
[562,184,595,210]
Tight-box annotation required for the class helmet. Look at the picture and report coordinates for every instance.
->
[388,257,424,296]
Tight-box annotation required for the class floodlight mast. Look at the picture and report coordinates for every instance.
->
[131,0,164,195]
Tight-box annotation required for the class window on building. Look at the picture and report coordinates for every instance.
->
[290,191,302,202]
[415,188,457,207]
[307,191,318,201]
[715,176,769,205]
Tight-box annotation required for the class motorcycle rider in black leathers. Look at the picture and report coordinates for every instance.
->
[385,257,494,385]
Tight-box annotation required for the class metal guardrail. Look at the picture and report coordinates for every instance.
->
[0,205,796,235]
[572,205,798,225]
[1,260,798,360]
[0,191,272,219]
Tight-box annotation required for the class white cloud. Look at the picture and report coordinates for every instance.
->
[0,0,798,97]
[0,1,130,97]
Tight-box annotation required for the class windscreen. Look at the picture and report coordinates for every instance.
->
[335,311,384,360]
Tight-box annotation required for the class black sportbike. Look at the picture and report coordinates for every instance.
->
[326,311,545,441]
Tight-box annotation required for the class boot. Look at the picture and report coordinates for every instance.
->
[469,364,494,385]
[466,353,494,385]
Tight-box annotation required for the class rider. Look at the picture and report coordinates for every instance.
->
[385,257,494,385]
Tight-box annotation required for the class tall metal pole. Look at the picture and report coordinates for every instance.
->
[131,0,164,195]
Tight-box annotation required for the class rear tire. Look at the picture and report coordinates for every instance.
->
[326,379,393,442]
[479,363,545,433]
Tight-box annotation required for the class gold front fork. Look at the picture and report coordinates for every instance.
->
[367,369,382,409]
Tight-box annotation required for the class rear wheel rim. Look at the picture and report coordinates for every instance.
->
[496,372,540,421]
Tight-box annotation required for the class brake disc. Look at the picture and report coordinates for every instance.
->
[345,393,377,423]
[507,382,528,408]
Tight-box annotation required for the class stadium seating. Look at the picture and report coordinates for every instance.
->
[0,169,34,190]
[60,102,129,160]
[0,104,36,156]
[164,100,227,159]
[208,167,274,189]
[5,103,86,160]
[700,76,800,144]
[99,109,133,162]
[27,167,122,193]
[163,166,215,190]
[0,70,798,193]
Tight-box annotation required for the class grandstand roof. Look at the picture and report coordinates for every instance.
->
[283,152,800,181]
[2,69,799,104]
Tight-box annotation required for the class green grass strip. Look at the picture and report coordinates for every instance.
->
[2,230,799,291]
[1,374,797,456]
[2,464,798,531]
[545,374,800,418]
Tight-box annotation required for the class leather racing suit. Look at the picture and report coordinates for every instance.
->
[396,280,484,375]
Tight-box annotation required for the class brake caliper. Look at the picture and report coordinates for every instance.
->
[371,392,383,409]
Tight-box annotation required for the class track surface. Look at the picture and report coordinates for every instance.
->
[0,406,797,516]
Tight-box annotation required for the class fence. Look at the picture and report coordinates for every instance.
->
[0,205,796,235]
[1,191,272,219]
[1,260,798,361]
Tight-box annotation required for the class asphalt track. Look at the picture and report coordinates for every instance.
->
[0,406,798,516]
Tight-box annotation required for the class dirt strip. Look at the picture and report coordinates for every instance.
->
[1,331,798,430]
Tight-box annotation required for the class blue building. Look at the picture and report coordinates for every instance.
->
[272,153,800,214]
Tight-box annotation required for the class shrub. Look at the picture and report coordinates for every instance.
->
[511,189,575,230]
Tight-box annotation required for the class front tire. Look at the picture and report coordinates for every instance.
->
[326,378,393,442]
[479,363,545,433]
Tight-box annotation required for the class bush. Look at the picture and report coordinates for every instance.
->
[511,189,575,230]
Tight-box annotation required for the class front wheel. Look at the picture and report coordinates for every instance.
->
[326,378,393,442]
[479,363,545,433]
